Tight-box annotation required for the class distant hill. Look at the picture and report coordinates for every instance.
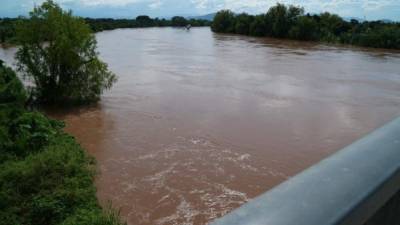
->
[343,17,396,23]
[188,13,216,21]
[343,17,366,22]
[380,19,394,23]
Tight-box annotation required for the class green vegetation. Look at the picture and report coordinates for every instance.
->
[85,16,210,32]
[15,1,116,105]
[0,60,125,225]
[1,15,210,44]
[212,3,400,49]
[0,1,124,223]
[0,18,17,44]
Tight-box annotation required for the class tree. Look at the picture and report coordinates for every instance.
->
[0,18,18,44]
[136,15,154,27]
[15,0,116,104]
[265,3,304,38]
[249,15,267,36]
[211,10,235,33]
[289,16,318,40]
[235,13,253,35]
[318,12,348,42]
[0,61,124,225]
[171,16,188,27]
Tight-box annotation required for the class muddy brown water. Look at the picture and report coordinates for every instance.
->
[1,27,400,225]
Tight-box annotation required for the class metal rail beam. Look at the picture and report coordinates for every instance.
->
[211,117,400,225]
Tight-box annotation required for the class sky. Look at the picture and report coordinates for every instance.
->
[1,0,399,21]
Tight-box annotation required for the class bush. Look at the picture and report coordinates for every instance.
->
[135,15,154,27]
[7,111,64,157]
[265,4,304,38]
[0,18,17,44]
[0,136,97,225]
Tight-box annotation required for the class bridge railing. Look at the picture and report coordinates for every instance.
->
[211,117,400,225]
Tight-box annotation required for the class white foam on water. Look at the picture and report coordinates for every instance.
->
[122,181,137,193]
[198,183,249,220]
[237,153,250,161]
[143,163,177,190]
[122,135,265,224]
[157,194,170,204]
[155,197,200,225]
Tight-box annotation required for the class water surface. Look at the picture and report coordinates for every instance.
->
[1,27,400,225]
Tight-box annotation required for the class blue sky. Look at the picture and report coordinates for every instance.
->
[1,0,399,20]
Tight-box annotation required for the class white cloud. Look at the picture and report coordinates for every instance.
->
[33,0,144,7]
[149,0,163,9]
[69,0,141,6]
[3,0,400,20]
[191,0,208,10]
[28,0,400,12]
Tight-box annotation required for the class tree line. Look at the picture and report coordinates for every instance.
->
[212,3,400,49]
[86,16,210,32]
[1,16,210,44]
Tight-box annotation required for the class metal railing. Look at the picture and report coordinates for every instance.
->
[211,117,400,225]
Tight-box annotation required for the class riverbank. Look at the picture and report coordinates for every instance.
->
[0,61,125,225]
[0,16,210,45]
[211,4,400,50]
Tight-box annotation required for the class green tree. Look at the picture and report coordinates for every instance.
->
[171,16,188,27]
[249,15,267,36]
[289,16,318,40]
[0,19,17,44]
[318,12,347,42]
[15,0,116,105]
[265,3,304,38]
[235,13,253,35]
[136,15,154,27]
[211,10,235,33]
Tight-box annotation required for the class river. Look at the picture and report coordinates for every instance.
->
[1,27,400,225]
